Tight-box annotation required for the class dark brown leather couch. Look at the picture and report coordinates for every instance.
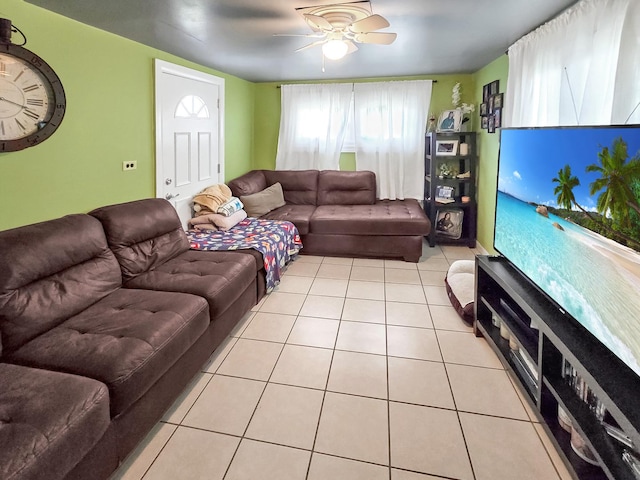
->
[0,199,259,480]
[228,169,431,262]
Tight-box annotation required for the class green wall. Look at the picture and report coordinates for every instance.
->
[0,0,505,240]
[472,55,509,253]
[252,75,476,171]
[0,0,255,230]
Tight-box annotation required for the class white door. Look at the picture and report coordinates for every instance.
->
[155,59,225,228]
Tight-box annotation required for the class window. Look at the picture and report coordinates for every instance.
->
[175,95,210,119]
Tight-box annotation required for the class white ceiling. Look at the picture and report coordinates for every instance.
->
[26,0,577,82]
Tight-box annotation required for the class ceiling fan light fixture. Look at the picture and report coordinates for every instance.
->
[322,39,348,60]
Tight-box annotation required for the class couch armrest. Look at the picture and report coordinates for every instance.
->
[227,170,268,197]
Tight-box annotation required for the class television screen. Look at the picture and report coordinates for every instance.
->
[495,126,640,376]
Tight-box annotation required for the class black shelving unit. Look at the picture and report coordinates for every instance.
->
[425,131,477,247]
[475,255,640,480]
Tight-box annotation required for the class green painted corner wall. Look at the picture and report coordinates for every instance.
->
[252,75,477,171]
[1,0,507,240]
[0,0,255,230]
[472,54,509,253]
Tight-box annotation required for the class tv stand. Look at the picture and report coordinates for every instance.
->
[475,255,640,480]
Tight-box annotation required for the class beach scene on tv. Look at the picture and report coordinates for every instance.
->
[495,126,640,376]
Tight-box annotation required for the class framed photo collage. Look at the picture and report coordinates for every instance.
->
[480,80,502,134]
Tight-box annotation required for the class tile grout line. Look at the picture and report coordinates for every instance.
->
[219,287,300,480]
[434,325,478,480]
[303,257,351,480]
[384,268,394,480]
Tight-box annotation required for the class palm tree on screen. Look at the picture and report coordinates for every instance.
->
[586,137,640,228]
[552,165,595,219]
[552,165,580,211]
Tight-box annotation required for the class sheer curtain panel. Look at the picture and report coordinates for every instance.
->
[275,83,353,170]
[353,80,432,200]
[505,0,640,127]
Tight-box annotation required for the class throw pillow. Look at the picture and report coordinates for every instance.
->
[240,182,286,217]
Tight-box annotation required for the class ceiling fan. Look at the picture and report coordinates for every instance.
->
[276,3,397,61]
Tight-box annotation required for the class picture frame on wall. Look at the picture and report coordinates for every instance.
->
[481,116,489,129]
[437,109,462,132]
[483,84,490,102]
[480,103,488,116]
[488,115,496,133]
[494,93,503,109]
[490,80,500,95]
[435,209,464,239]
[435,140,459,156]
[494,108,502,128]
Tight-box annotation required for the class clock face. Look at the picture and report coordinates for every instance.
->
[0,44,65,151]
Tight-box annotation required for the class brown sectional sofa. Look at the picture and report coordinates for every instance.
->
[228,169,431,262]
[0,198,258,480]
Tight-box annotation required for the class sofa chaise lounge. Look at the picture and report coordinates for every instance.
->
[228,169,431,262]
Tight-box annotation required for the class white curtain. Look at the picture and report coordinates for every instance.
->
[275,83,353,170]
[353,80,432,200]
[505,0,640,127]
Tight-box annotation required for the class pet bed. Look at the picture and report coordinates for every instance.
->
[444,259,475,324]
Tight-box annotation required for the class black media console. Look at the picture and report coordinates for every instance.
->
[475,255,640,480]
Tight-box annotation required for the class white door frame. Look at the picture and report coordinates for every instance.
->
[154,59,225,200]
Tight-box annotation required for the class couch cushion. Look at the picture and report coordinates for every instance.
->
[90,199,189,282]
[0,215,122,354]
[124,250,256,318]
[8,288,209,417]
[262,205,316,235]
[317,170,376,205]
[0,363,110,480]
[263,170,319,205]
[240,182,286,218]
[227,170,268,197]
[310,200,431,236]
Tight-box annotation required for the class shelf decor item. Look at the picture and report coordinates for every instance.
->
[451,82,475,131]
[435,208,463,239]
[435,139,458,156]
[437,109,461,132]
[435,185,455,203]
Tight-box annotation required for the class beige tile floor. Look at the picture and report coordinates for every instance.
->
[110,243,574,480]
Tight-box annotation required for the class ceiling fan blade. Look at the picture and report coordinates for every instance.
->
[273,33,326,38]
[348,14,390,34]
[345,40,359,55]
[303,13,333,31]
[295,39,326,52]
[354,32,397,45]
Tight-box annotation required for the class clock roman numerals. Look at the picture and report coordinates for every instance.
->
[0,48,66,149]
[23,109,40,120]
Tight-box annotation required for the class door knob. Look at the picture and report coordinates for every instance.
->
[165,178,172,185]
[165,193,180,200]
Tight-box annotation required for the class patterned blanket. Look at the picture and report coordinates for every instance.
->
[187,218,302,292]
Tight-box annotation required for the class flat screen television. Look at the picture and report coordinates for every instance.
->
[495,125,640,377]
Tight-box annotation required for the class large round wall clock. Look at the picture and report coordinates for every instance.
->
[0,37,66,152]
